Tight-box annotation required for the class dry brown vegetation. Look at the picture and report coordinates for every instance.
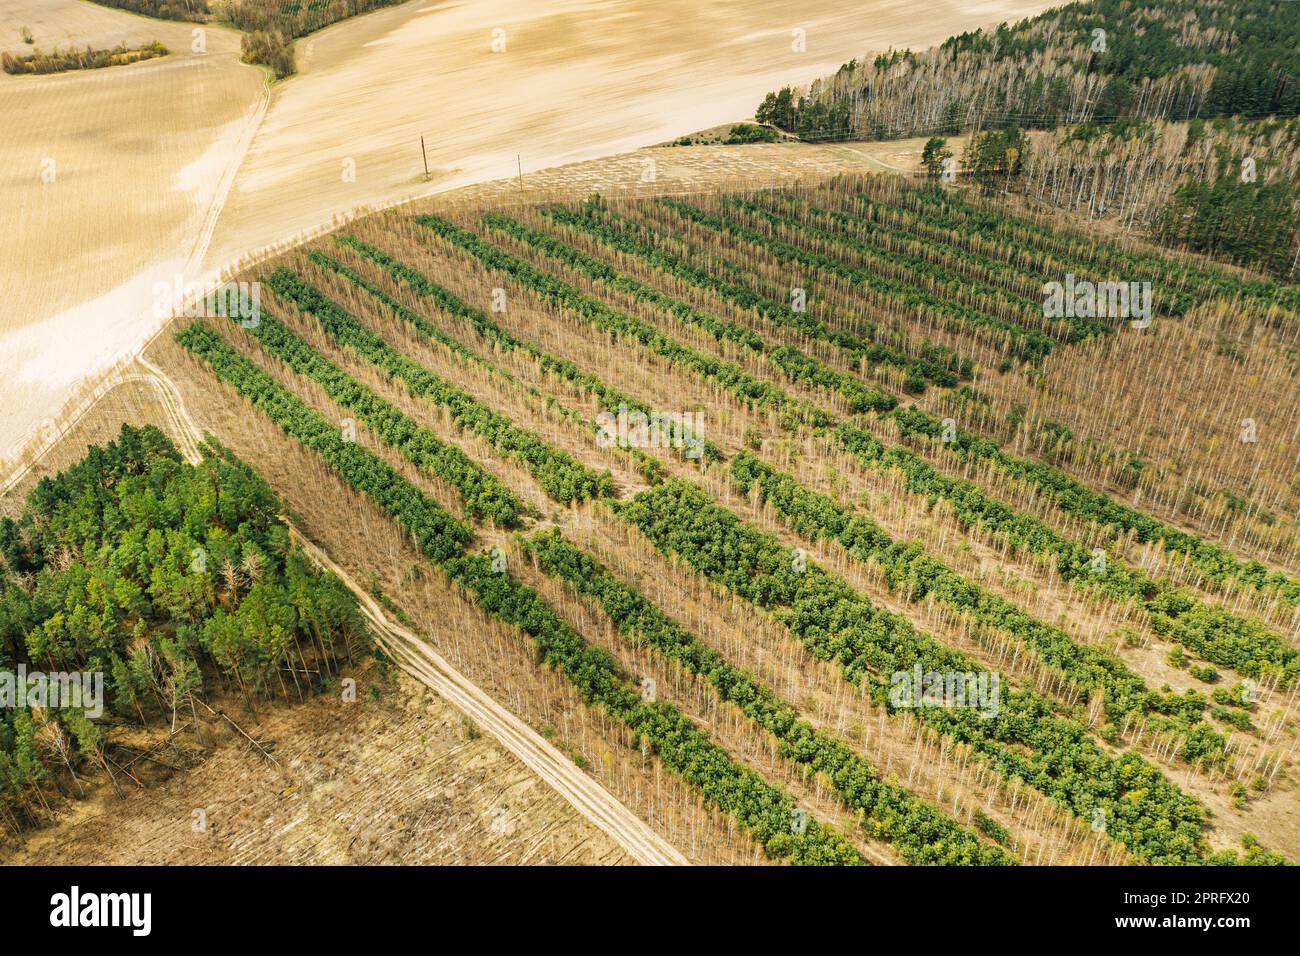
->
[147,330,773,863]
[626,173,1300,610]
[290,176,1297,859]
[10,144,1299,863]
[8,665,631,865]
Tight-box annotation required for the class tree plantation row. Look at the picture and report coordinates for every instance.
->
[8,159,1289,862]
[521,188,1300,620]
[149,199,1297,864]
[176,321,871,865]
[372,209,1296,756]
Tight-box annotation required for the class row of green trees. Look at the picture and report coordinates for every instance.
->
[309,241,678,481]
[266,268,612,504]
[415,214,828,427]
[325,237,698,457]
[464,196,1298,679]
[523,528,1014,864]
[551,198,977,388]
[615,478,1212,864]
[0,425,365,824]
[2,40,167,75]
[905,183,1298,317]
[481,212,898,414]
[175,323,469,562]
[179,323,864,863]
[544,200,971,390]
[728,452,1215,734]
[657,198,1059,362]
[214,293,524,526]
[839,418,1299,683]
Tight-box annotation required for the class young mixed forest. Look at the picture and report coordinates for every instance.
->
[0,426,366,830]
[754,0,1300,277]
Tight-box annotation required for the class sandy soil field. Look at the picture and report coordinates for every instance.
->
[203,0,1048,269]
[0,0,266,459]
[0,0,1051,469]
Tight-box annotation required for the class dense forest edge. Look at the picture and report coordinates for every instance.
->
[753,0,1300,279]
[0,425,368,833]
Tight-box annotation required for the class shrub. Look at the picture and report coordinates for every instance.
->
[241,28,295,78]
[2,40,167,75]
[725,122,779,145]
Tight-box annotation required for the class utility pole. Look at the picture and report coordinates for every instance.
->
[421,136,429,181]
[517,154,524,192]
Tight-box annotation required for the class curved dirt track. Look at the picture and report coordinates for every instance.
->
[0,0,266,460]
[139,356,688,866]
[203,0,1055,272]
[290,531,689,867]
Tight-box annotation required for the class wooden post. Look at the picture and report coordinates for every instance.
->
[421,136,429,181]
[517,154,524,192]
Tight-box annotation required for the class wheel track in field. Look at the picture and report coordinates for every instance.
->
[288,529,689,867]
[142,355,689,866]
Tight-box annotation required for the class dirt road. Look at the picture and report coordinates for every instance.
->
[134,356,687,865]
[0,0,266,460]
[290,529,689,866]
[203,0,1053,271]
